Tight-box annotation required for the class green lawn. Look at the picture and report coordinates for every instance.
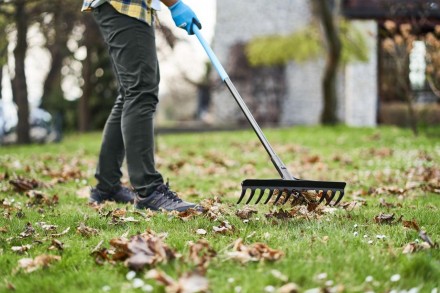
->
[0,126,439,292]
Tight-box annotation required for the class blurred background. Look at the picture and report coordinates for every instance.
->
[0,0,439,145]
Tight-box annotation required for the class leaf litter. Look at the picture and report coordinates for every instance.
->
[226,238,284,263]
[145,269,209,293]
[93,229,177,271]
[15,254,61,273]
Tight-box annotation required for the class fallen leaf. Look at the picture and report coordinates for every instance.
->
[146,269,209,293]
[226,238,284,263]
[213,221,235,234]
[19,223,36,238]
[26,191,59,206]
[106,230,176,271]
[16,254,61,273]
[339,201,364,211]
[402,242,431,254]
[235,206,257,220]
[51,227,70,238]
[402,219,420,231]
[48,239,64,251]
[265,209,296,220]
[36,222,58,231]
[76,223,99,237]
[11,245,32,254]
[278,283,300,293]
[177,208,202,222]
[374,213,399,224]
[9,177,41,192]
[188,239,216,272]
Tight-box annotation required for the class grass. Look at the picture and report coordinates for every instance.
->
[0,125,439,292]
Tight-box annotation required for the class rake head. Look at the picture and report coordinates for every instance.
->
[238,179,346,206]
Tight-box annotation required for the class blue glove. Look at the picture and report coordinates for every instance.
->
[169,0,201,35]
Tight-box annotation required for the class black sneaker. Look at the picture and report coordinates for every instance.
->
[134,183,198,212]
[89,186,135,204]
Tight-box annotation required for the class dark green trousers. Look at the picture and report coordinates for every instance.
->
[93,3,163,196]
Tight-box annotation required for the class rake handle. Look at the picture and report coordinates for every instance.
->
[193,26,297,180]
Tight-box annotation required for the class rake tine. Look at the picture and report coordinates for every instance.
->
[255,189,266,204]
[333,191,344,206]
[326,190,337,205]
[282,190,294,204]
[237,188,247,204]
[245,189,257,205]
[273,189,285,205]
[318,190,328,204]
[263,189,275,204]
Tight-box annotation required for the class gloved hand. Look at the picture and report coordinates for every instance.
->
[169,0,201,35]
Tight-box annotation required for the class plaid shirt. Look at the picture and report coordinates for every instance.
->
[82,0,155,25]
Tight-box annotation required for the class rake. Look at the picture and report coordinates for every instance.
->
[193,26,346,206]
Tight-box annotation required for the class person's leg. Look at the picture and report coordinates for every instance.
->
[95,92,125,192]
[93,3,163,197]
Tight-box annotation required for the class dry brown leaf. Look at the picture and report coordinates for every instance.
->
[19,223,36,238]
[76,223,99,237]
[278,283,300,293]
[212,221,235,234]
[265,209,296,220]
[339,201,364,211]
[26,191,58,206]
[36,222,58,231]
[177,208,202,222]
[402,219,420,231]
[226,238,284,263]
[374,213,398,224]
[51,227,70,238]
[48,239,64,251]
[111,208,127,218]
[188,239,216,272]
[16,254,61,273]
[235,206,257,220]
[107,230,176,271]
[146,269,209,293]
[402,241,432,254]
[200,197,228,221]
[9,177,41,192]
[11,245,32,254]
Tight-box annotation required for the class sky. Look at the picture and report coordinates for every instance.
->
[1,0,217,120]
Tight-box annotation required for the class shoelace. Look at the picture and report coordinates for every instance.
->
[163,182,183,203]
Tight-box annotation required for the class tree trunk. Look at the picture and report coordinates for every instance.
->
[317,0,342,125]
[12,0,30,144]
[79,44,92,132]
[41,3,74,112]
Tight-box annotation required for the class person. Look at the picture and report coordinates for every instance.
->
[81,0,202,211]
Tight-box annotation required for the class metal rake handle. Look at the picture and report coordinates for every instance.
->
[193,26,296,180]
